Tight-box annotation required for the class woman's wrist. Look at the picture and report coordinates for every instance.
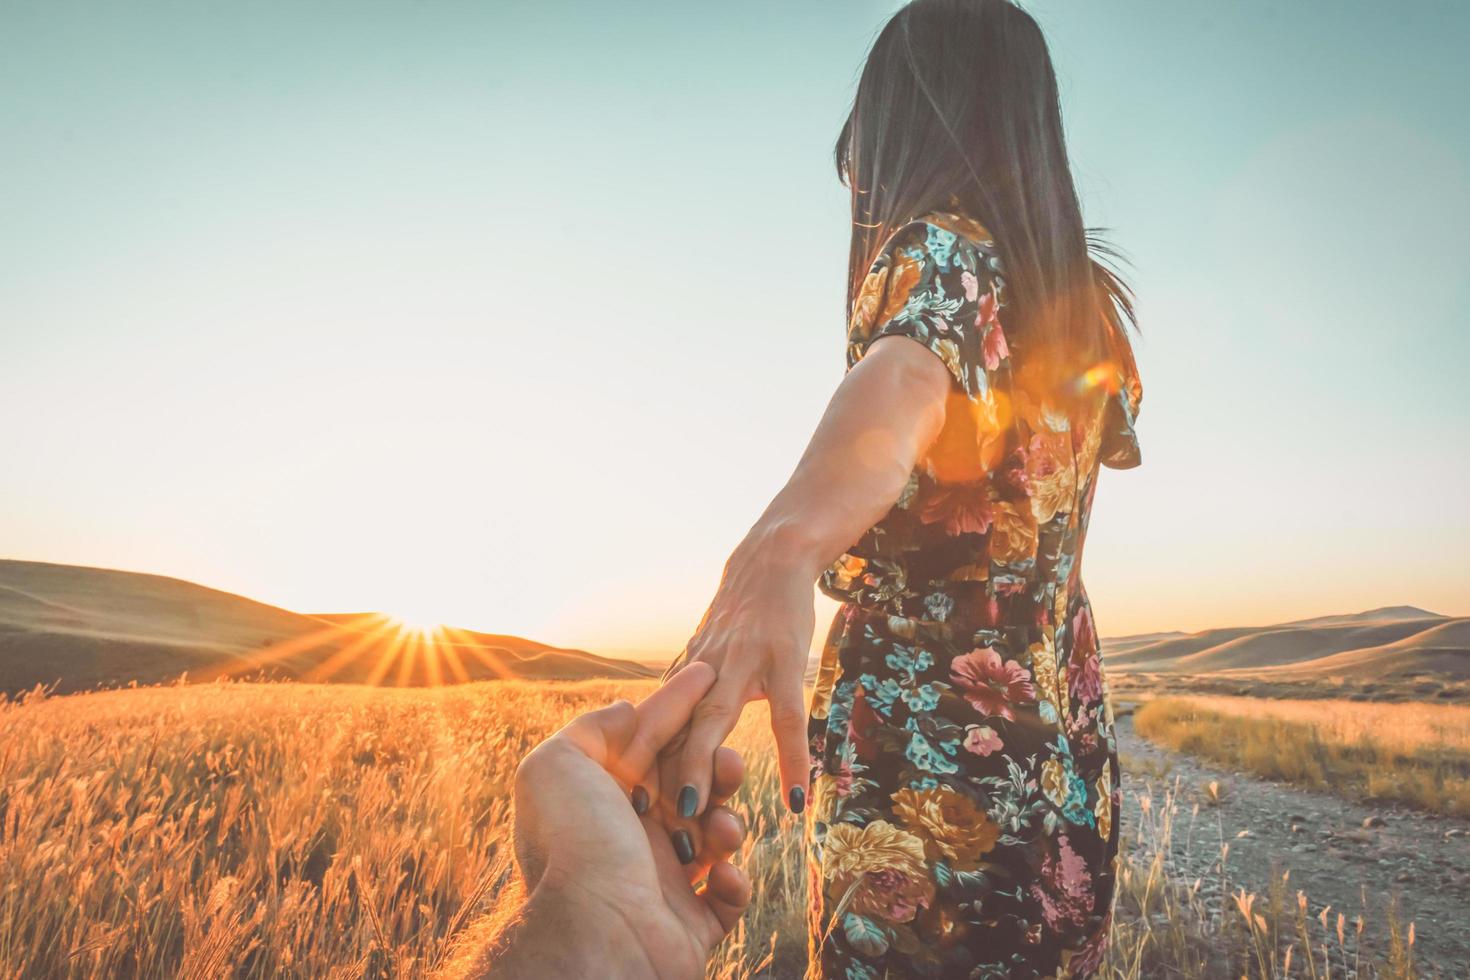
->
[731,516,827,585]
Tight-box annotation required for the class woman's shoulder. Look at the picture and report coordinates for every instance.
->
[904,208,1008,300]
[881,209,1002,267]
[848,207,1012,403]
[915,207,998,253]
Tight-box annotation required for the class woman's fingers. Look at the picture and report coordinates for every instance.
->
[650,745,747,871]
[670,802,748,886]
[768,679,811,815]
[672,684,743,822]
[618,663,717,793]
[642,722,743,817]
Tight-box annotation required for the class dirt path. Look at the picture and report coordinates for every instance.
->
[1112,707,1470,975]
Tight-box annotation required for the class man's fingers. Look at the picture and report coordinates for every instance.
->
[699,861,752,942]
[768,684,811,815]
[545,699,637,771]
[615,663,717,785]
[695,805,745,866]
[674,689,741,821]
[665,801,749,886]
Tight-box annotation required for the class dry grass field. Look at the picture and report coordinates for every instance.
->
[0,679,1433,978]
[1132,696,1470,817]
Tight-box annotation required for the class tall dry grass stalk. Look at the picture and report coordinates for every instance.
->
[0,680,1438,977]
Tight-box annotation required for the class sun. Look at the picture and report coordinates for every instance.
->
[388,611,445,637]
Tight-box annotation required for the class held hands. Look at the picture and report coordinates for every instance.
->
[650,546,817,837]
[509,663,752,980]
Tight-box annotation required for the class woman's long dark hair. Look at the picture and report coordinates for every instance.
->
[837,0,1137,399]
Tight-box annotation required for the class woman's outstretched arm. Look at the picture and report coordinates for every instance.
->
[659,333,952,824]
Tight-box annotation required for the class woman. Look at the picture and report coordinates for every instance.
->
[652,1,1141,976]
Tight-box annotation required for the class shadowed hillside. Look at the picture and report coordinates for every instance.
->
[0,560,655,694]
[1245,618,1470,679]
[1104,607,1468,697]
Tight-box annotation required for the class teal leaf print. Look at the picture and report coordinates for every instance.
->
[904,729,959,775]
[843,913,890,958]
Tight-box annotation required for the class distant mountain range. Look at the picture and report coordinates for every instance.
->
[1103,606,1468,681]
[3,559,1464,696]
[0,559,655,694]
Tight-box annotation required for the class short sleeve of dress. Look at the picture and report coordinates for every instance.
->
[1098,319,1143,469]
[846,219,1009,401]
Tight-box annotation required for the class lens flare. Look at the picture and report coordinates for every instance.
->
[1073,360,1120,396]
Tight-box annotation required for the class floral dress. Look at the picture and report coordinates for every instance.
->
[805,206,1142,980]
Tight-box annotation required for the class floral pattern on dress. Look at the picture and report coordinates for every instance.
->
[805,208,1141,980]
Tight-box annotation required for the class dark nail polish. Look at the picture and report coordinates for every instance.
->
[631,786,650,815]
[677,785,698,819]
[672,829,696,865]
[788,786,806,814]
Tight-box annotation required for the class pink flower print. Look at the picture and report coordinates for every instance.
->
[961,270,980,302]
[982,321,1009,372]
[1029,833,1094,931]
[1068,645,1103,708]
[866,868,929,922]
[976,290,999,327]
[1071,603,1098,658]
[918,484,993,537]
[950,646,1035,721]
[963,723,1003,756]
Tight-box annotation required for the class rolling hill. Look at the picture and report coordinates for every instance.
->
[5,558,1462,697]
[1103,606,1468,682]
[0,559,655,694]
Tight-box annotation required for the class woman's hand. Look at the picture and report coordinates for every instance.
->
[649,334,954,831]
[658,534,819,823]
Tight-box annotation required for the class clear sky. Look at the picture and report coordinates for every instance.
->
[3,0,1467,659]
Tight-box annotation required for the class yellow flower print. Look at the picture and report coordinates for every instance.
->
[1028,640,1061,707]
[826,554,868,594]
[968,387,1012,473]
[1043,623,1071,720]
[990,502,1037,563]
[821,820,936,924]
[881,251,924,324]
[1041,758,1069,808]
[811,773,840,823]
[1075,406,1105,479]
[810,653,840,722]
[1094,773,1112,842]
[891,785,1000,871]
[949,562,989,582]
[933,337,964,384]
[886,615,920,640]
[1055,656,1071,721]
[851,266,890,337]
[1027,429,1075,525]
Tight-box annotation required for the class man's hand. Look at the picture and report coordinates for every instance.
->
[477,664,751,980]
